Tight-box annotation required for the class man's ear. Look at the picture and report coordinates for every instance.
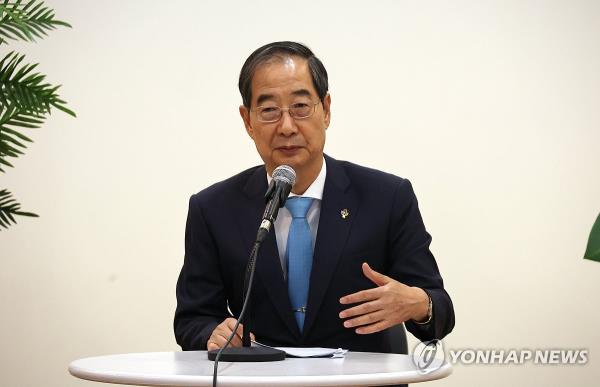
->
[239,105,254,138]
[323,93,331,129]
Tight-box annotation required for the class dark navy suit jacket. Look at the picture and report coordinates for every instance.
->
[174,155,454,351]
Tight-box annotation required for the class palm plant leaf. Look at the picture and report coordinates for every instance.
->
[0,1,72,230]
[0,102,45,171]
[584,213,600,262]
[0,0,71,45]
[0,51,75,116]
[0,188,38,229]
[0,50,75,171]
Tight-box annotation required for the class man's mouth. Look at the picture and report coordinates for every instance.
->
[276,146,302,154]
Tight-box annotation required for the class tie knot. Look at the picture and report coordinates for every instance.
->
[285,197,313,218]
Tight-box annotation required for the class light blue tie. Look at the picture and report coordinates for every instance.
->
[285,197,314,332]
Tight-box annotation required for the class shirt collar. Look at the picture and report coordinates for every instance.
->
[266,157,326,201]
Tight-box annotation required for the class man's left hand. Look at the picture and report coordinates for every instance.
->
[339,262,430,334]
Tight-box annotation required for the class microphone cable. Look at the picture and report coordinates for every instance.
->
[212,164,295,386]
[212,241,260,387]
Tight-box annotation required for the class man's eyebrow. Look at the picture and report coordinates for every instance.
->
[256,94,275,106]
[291,89,312,97]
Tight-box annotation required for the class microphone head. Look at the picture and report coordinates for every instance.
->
[272,165,296,187]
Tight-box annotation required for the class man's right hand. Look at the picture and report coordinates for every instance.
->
[207,318,255,351]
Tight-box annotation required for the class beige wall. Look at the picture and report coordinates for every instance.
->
[1,0,599,386]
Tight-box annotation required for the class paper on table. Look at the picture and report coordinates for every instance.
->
[276,347,348,358]
[252,341,348,358]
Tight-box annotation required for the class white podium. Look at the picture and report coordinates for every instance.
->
[69,351,451,386]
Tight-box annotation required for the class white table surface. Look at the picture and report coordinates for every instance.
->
[69,351,452,386]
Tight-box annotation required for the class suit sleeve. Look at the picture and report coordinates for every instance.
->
[388,179,455,342]
[174,194,229,350]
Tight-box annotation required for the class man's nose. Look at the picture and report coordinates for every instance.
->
[277,110,298,136]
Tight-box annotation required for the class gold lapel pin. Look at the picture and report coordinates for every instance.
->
[341,209,349,219]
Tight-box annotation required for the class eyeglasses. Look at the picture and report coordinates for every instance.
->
[252,101,321,123]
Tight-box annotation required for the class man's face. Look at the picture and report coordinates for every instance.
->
[240,56,331,176]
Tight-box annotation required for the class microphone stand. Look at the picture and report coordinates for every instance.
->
[207,182,287,362]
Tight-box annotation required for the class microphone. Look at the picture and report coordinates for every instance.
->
[207,166,295,363]
[256,165,296,242]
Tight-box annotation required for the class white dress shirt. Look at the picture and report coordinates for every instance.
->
[266,158,326,278]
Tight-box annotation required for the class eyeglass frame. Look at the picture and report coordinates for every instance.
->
[250,100,322,123]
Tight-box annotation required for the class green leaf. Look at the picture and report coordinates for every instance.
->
[0,0,71,43]
[6,119,42,128]
[0,156,14,172]
[584,213,600,262]
[1,126,33,142]
[0,128,33,142]
[0,103,48,169]
[53,102,75,117]
[0,51,73,172]
[1,52,74,116]
[0,189,38,230]
[0,140,23,155]
[22,0,39,13]
[0,22,28,41]
[0,1,74,224]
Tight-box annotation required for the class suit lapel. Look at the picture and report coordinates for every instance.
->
[240,167,301,340]
[303,155,359,336]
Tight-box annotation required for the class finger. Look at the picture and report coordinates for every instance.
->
[227,330,244,347]
[355,319,393,335]
[339,300,382,319]
[224,319,244,340]
[214,330,243,347]
[207,341,219,351]
[208,334,227,350]
[225,318,243,332]
[214,324,243,346]
[340,287,381,305]
[250,332,256,342]
[362,262,390,287]
[342,309,387,329]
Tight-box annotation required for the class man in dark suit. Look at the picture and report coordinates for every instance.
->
[174,41,454,353]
